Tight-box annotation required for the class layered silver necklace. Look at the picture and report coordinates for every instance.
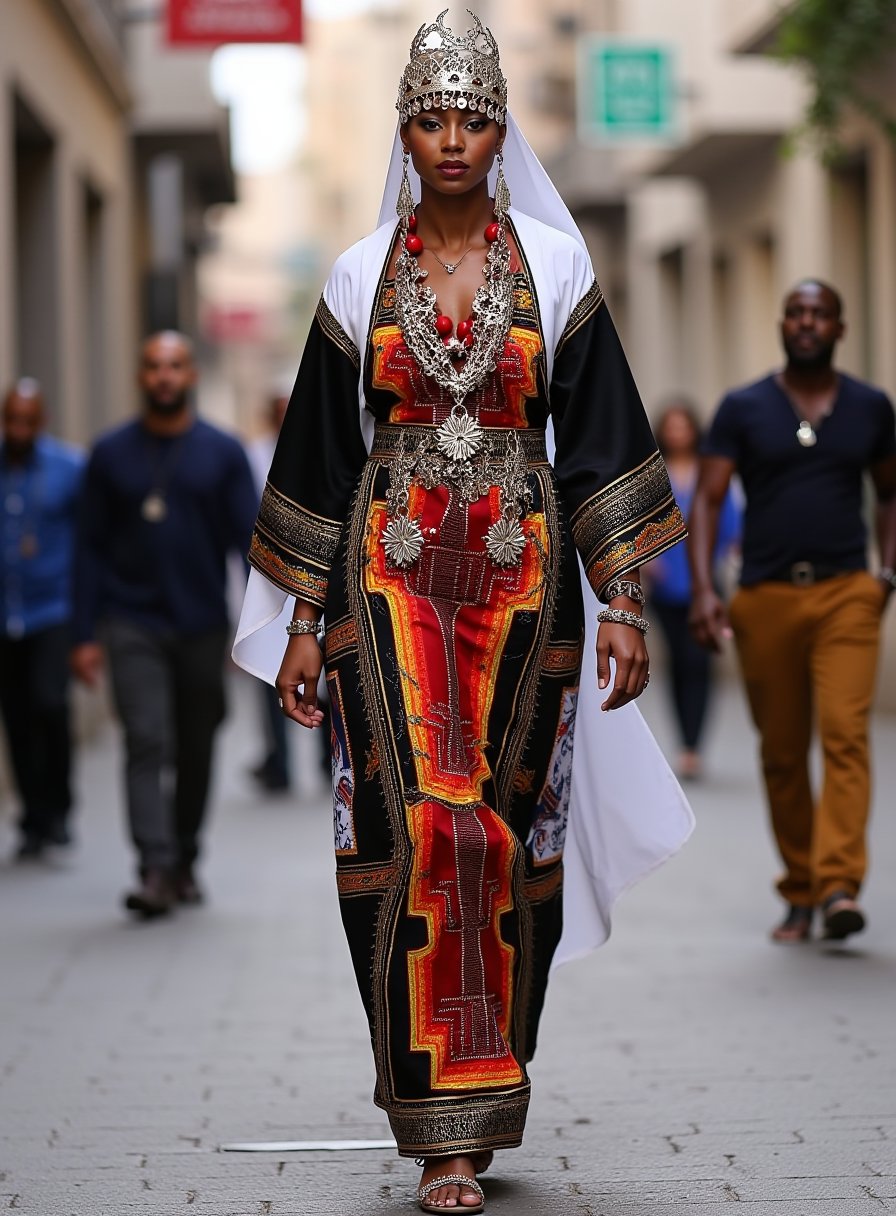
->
[383,224,528,569]
[393,224,514,436]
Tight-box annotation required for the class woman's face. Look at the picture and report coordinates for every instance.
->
[659,409,700,457]
[402,107,503,199]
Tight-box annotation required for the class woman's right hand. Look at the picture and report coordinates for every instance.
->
[276,635,325,729]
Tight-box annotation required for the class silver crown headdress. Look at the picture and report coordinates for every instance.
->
[397,9,507,126]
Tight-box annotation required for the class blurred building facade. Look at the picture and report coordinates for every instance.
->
[0,0,134,442]
[0,0,234,443]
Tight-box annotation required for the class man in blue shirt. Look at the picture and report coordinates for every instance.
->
[689,281,896,943]
[0,379,85,858]
[71,333,258,917]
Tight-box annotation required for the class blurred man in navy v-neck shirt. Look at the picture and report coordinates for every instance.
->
[689,281,896,945]
[71,332,258,919]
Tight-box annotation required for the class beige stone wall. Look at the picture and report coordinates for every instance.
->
[0,0,136,441]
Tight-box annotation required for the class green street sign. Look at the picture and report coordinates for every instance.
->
[578,38,677,143]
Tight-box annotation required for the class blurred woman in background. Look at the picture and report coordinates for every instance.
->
[647,401,740,780]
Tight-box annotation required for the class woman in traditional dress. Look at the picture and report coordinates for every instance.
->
[234,11,692,1212]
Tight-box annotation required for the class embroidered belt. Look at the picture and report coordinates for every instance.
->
[371,424,544,569]
[370,423,549,467]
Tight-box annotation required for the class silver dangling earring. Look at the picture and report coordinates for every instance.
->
[397,150,415,228]
[494,148,511,221]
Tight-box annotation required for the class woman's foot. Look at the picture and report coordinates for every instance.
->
[678,750,702,781]
[418,1156,485,1210]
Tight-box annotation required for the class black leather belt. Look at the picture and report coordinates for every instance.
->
[766,562,854,586]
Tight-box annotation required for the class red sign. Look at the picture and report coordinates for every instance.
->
[166,0,302,46]
[203,305,267,342]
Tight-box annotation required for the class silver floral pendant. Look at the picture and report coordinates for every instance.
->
[436,411,483,462]
[485,517,526,566]
[382,515,424,567]
[796,421,817,447]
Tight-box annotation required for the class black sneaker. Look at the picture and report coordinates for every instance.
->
[821,891,866,941]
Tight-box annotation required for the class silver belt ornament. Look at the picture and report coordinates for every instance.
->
[380,427,532,570]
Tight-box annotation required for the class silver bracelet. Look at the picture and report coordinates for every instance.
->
[604,578,646,606]
[286,618,322,637]
[597,607,649,634]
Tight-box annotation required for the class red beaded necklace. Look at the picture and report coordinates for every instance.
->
[404,213,502,351]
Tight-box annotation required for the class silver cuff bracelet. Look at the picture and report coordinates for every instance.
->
[597,607,649,634]
[286,618,323,637]
[604,578,646,606]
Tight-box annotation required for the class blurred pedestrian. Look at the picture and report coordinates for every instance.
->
[233,12,692,1212]
[689,280,896,943]
[243,389,330,792]
[245,392,292,791]
[245,393,332,793]
[646,400,740,779]
[70,332,258,917]
[0,379,84,859]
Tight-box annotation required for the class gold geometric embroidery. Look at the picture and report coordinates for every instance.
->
[249,483,342,604]
[325,616,358,661]
[316,296,360,369]
[587,509,687,599]
[542,642,583,676]
[247,534,329,604]
[557,280,604,353]
[336,862,397,897]
[524,866,563,904]
[256,483,341,567]
[570,450,687,599]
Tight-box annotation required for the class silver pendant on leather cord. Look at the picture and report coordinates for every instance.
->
[796,421,817,447]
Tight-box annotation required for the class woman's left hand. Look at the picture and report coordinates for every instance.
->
[596,623,650,711]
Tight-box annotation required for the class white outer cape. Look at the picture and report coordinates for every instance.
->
[233,211,694,968]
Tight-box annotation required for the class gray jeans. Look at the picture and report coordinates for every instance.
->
[104,618,227,872]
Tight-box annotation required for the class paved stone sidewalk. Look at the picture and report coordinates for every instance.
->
[1,670,894,1215]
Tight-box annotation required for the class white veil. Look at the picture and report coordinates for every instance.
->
[377,112,589,254]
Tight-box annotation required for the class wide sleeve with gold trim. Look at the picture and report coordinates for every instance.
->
[248,296,368,608]
[550,282,687,599]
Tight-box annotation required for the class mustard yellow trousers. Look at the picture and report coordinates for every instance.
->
[729,571,884,905]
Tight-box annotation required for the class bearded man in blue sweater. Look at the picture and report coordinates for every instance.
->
[72,332,258,917]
